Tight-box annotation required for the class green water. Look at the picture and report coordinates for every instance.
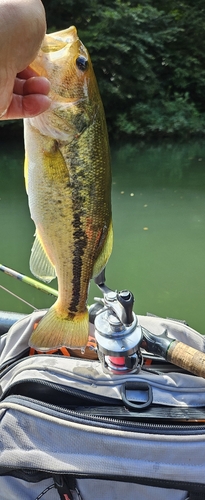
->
[0,139,205,333]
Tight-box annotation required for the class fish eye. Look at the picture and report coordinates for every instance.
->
[76,56,88,72]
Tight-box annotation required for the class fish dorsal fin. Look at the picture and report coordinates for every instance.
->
[30,233,56,283]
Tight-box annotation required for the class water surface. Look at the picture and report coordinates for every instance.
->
[0,139,205,334]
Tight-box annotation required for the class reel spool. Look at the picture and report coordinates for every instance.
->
[93,290,143,374]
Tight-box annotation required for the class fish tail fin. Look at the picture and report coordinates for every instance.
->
[29,304,89,351]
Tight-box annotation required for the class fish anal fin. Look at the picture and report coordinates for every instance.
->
[30,233,56,283]
[92,221,113,278]
[29,304,89,350]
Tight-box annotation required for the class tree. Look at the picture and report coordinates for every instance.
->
[42,0,187,138]
[2,0,205,140]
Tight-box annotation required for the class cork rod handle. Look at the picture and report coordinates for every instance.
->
[167,341,205,378]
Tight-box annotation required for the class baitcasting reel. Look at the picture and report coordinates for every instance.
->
[90,270,205,379]
[90,271,143,374]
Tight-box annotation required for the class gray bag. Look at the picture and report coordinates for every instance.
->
[1,310,205,500]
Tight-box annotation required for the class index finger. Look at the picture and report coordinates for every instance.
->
[1,93,51,120]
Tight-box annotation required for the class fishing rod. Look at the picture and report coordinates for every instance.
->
[0,264,58,298]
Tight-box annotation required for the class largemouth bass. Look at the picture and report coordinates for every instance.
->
[24,26,113,351]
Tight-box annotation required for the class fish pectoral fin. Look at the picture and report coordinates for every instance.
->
[92,221,113,278]
[30,233,56,283]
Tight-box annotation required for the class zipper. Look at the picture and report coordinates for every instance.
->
[1,378,121,406]
[2,394,205,435]
[3,354,205,399]
[3,378,205,423]
[2,355,205,429]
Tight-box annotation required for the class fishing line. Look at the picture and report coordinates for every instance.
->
[0,284,38,310]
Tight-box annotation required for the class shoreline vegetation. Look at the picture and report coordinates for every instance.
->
[1,0,205,141]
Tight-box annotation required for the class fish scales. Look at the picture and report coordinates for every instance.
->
[24,26,113,350]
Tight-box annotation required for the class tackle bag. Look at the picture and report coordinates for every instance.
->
[1,309,205,500]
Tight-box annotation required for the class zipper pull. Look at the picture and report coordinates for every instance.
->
[53,475,82,500]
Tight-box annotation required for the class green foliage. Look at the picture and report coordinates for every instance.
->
[43,0,199,139]
[116,92,205,138]
[4,0,205,140]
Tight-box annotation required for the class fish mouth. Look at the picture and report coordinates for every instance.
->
[50,26,78,44]
[50,26,78,43]
[41,26,79,54]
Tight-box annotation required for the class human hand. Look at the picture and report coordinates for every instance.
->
[0,0,51,119]
[0,67,51,120]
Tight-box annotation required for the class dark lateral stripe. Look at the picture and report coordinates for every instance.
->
[70,210,87,312]
[69,144,88,313]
